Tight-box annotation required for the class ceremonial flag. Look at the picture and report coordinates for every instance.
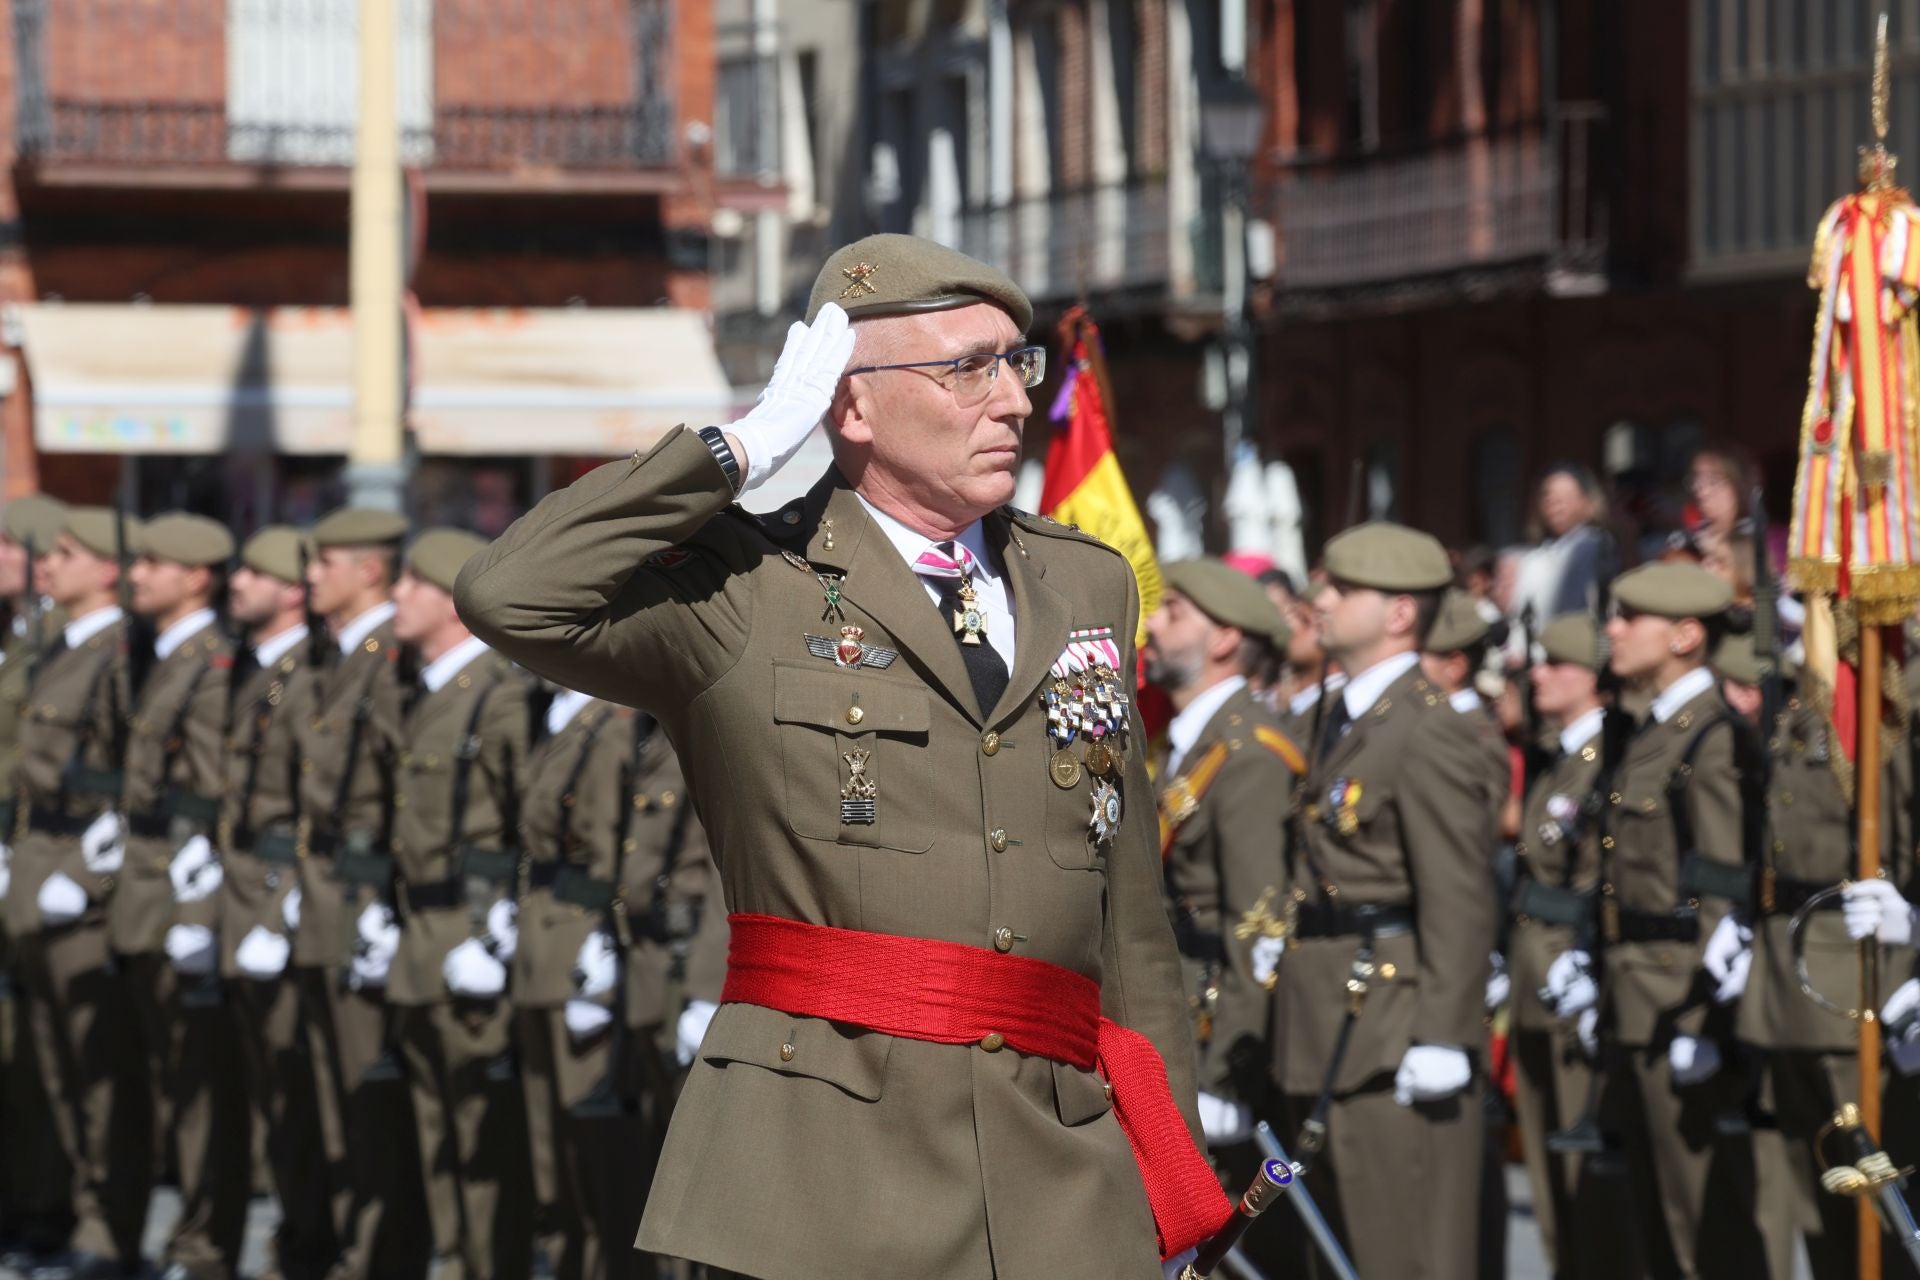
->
[1041,307,1163,648]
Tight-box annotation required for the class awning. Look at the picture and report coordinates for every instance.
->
[10,303,732,456]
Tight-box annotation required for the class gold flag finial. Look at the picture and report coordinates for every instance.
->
[1863,12,1897,190]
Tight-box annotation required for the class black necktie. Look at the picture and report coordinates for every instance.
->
[1319,695,1352,758]
[934,576,1009,717]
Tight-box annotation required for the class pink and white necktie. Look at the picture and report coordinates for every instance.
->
[912,540,979,582]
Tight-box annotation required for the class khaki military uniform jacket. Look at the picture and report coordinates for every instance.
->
[1273,663,1498,1096]
[1602,683,1755,1048]
[1509,726,1607,1031]
[217,636,310,977]
[0,607,52,821]
[111,620,231,955]
[293,619,405,969]
[1158,683,1299,1103]
[1739,700,1907,1051]
[456,426,1196,1280]
[5,613,127,938]
[387,648,527,1007]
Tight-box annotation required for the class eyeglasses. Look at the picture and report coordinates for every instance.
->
[846,345,1046,405]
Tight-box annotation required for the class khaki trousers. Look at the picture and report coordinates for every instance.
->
[231,972,335,1280]
[0,930,73,1237]
[1510,1026,1642,1279]
[396,998,531,1280]
[1752,1049,1858,1280]
[16,923,149,1263]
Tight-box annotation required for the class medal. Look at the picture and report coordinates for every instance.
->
[1050,748,1082,789]
[953,575,987,646]
[840,749,877,825]
[1084,738,1115,777]
[835,625,867,668]
[1089,779,1123,844]
[804,628,898,670]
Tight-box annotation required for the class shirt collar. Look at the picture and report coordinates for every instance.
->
[63,604,123,650]
[253,622,309,670]
[337,600,396,656]
[1167,676,1247,775]
[1288,671,1347,718]
[855,495,999,582]
[1560,706,1606,755]
[421,634,491,693]
[546,687,594,737]
[1449,688,1484,715]
[1341,651,1421,721]
[1651,665,1716,724]
[154,607,217,661]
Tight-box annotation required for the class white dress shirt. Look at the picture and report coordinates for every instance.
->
[1288,671,1348,719]
[856,495,1018,673]
[1449,688,1484,715]
[154,607,217,661]
[64,604,124,650]
[421,634,491,694]
[1560,706,1605,756]
[1339,651,1422,724]
[253,623,309,670]
[1166,675,1247,777]
[337,601,397,656]
[1650,666,1716,725]
[546,687,594,738]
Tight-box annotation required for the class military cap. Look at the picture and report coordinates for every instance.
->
[1611,562,1733,620]
[1322,521,1453,593]
[142,513,234,568]
[311,507,407,549]
[2,494,68,552]
[1711,632,1764,687]
[405,528,487,595]
[1163,558,1289,648]
[1424,589,1491,654]
[62,506,142,561]
[1539,613,1602,671]
[241,525,307,584]
[806,233,1033,332]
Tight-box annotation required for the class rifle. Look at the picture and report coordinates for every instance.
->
[297,536,329,671]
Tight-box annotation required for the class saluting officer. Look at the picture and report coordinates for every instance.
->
[386,530,532,1280]
[1598,563,1765,1277]
[1272,522,1498,1280]
[217,526,334,1278]
[458,235,1216,1279]
[293,507,425,1280]
[10,508,146,1277]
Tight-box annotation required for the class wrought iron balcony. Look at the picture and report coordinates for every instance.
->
[11,0,677,179]
[958,182,1173,303]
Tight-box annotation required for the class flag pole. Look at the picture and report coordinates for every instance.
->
[1859,621,1885,1279]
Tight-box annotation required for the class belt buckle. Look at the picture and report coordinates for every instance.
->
[1760,866,1778,914]
[1601,892,1621,945]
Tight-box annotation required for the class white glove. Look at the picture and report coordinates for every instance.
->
[1714,947,1753,1006]
[1845,878,1917,947]
[1669,1034,1722,1086]
[564,997,613,1041]
[167,834,223,904]
[1163,1249,1199,1280]
[1485,952,1511,1011]
[1196,1091,1255,1145]
[1702,915,1753,1005]
[1393,1043,1472,1106]
[1885,977,1920,1031]
[281,885,302,932]
[234,925,291,980]
[484,898,518,963]
[1543,949,1598,1018]
[0,842,12,900]
[727,301,855,490]
[81,811,124,875]
[348,903,399,990]
[1251,936,1285,988]
[37,871,87,926]
[442,936,508,998]
[573,930,618,998]
[164,923,217,975]
[676,998,719,1068]
[1576,1006,1600,1058]
[1890,1028,1920,1077]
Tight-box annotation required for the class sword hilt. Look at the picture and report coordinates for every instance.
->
[1181,1159,1296,1277]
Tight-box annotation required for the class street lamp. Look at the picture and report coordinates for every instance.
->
[1197,74,1267,528]
[1199,75,1266,171]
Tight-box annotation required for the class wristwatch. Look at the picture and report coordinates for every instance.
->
[696,425,743,495]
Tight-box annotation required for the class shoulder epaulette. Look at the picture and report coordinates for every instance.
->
[1158,741,1232,857]
[1253,724,1306,775]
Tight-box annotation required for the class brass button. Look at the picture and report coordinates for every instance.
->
[989,828,1008,852]
[980,1032,1006,1051]
[1379,962,1397,980]
[993,926,1015,952]
[779,1042,796,1062]
[845,705,865,726]
[981,731,1000,756]
[1103,1081,1115,1101]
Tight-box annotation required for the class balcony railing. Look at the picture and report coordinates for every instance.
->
[11,0,676,175]
[1260,110,1606,292]
[958,182,1172,303]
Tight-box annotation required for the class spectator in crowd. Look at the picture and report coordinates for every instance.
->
[1511,464,1610,628]
[1686,445,1759,554]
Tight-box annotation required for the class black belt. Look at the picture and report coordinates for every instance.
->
[1510,877,1595,929]
[26,805,94,837]
[627,896,703,945]
[526,862,617,912]
[306,828,393,887]
[1292,901,1415,940]
[0,798,15,837]
[247,828,301,865]
[397,847,520,915]
[1761,872,1843,916]
[399,876,464,913]
[1172,917,1223,958]
[127,789,217,839]
[1612,907,1701,944]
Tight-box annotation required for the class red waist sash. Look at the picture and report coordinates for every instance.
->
[720,912,1233,1259]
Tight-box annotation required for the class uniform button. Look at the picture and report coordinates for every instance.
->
[980,1032,1006,1051]
[1103,1080,1115,1101]
[989,828,1008,852]
[993,926,1014,952]
[981,731,1000,756]
[845,705,865,726]
[1379,962,1397,980]
[779,1041,796,1062]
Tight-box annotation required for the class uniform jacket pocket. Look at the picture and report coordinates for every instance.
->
[772,661,933,853]
[1052,1058,1114,1126]
[700,1003,894,1102]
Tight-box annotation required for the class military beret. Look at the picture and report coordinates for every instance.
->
[1539,613,1602,671]
[312,507,407,549]
[2,494,68,552]
[1164,558,1289,648]
[142,513,234,568]
[405,528,487,595]
[1424,590,1491,654]
[62,507,141,561]
[1711,632,1764,687]
[1611,562,1733,620]
[1322,522,1453,593]
[806,233,1034,332]
[241,525,307,584]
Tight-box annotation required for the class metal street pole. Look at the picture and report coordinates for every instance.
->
[1221,167,1248,464]
[347,0,408,513]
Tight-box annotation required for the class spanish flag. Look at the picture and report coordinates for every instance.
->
[1041,307,1163,648]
